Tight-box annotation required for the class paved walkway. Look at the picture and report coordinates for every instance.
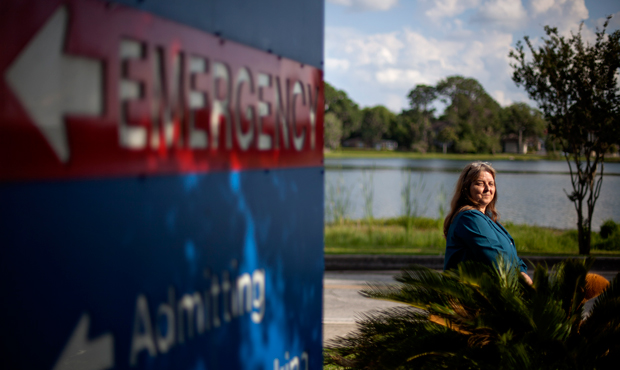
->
[323,271,400,344]
[323,270,618,345]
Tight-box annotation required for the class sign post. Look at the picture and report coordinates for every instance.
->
[0,0,325,369]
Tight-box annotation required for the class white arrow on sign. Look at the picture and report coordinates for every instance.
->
[5,6,102,163]
[52,313,114,370]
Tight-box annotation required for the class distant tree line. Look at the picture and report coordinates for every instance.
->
[324,75,548,154]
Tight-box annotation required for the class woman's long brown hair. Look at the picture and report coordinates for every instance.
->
[443,161,499,237]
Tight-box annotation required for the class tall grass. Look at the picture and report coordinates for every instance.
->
[361,168,375,239]
[324,217,620,256]
[436,183,448,227]
[325,217,445,255]
[326,171,352,225]
[401,170,429,240]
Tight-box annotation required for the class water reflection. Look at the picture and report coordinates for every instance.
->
[325,159,620,230]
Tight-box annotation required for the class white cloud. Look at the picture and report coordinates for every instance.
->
[325,0,604,111]
[326,27,405,67]
[493,90,512,106]
[385,94,405,112]
[328,0,400,12]
[530,0,555,15]
[527,0,588,35]
[325,23,518,110]
[375,68,429,88]
[326,58,351,71]
[400,29,513,83]
[596,11,620,30]
[425,0,481,22]
[474,0,527,28]
[403,31,462,60]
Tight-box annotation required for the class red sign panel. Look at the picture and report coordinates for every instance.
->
[0,0,324,181]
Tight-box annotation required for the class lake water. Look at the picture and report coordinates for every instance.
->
[324,158,620,231]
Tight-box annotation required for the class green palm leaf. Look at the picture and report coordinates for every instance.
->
[324,258,619,370]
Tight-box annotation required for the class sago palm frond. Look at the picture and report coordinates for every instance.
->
[324,258,619,370]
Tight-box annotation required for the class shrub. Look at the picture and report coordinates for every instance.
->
[324,258,619,370]
[594,219,620,251]
[600,219,619,239]
[594,232,620,251]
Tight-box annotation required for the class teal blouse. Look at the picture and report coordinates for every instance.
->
[444,209,527,273]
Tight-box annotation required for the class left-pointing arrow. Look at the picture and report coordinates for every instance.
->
[52,313,114,370]
[5,6,103,163]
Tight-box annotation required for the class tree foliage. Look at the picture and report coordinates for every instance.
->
[323,78,548,154]
[501,102,546,139]
[436,76,503,154]
[388,109,417,149]
[406,85,437,152]
[360,105,395,147]
[324,112,343,149]
[509,18,620,254]
[324,259,619,370]
[407,84,437,111]
[324,82,362,140]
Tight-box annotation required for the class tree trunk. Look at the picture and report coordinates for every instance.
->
[577,219,591,255]
[580,226,591,255]
[566,153,594,256]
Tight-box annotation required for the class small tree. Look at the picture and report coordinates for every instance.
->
[324,112,343,149]
[510,18,620,255]
[500,103,546,154]
[407,84,437,150]
[436,124,458,154]
[360,106,394,147]
[324,82,362,141]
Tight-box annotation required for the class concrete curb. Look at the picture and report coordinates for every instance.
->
[325,255,620,271]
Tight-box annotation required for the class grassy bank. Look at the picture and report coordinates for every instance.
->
[324,148,620,163]
[325,217,620,256]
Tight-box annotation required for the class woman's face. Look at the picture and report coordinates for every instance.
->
[469,170,495,212]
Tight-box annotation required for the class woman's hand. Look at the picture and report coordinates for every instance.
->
[521,271,533,285]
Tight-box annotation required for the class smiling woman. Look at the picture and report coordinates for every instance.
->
[443,161,532,284]
[468,169,496,213]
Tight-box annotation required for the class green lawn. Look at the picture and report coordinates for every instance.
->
[325,217,620,256]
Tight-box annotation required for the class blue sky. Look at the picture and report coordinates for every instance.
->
[324,0,620,113]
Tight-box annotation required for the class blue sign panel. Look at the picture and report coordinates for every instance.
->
[1,168,324,369]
